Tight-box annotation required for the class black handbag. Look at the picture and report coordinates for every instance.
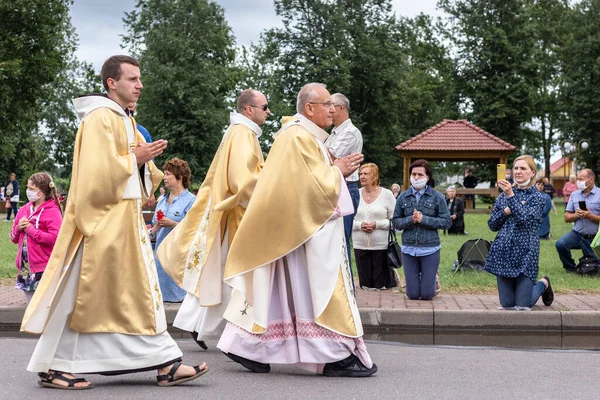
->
[387,221,402,269]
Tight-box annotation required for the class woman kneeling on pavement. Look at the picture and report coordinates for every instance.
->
[484,155,554,310]
[393,159,451,300]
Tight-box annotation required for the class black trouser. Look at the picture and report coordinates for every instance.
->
[448,223,464,234]
[355,249,395,289]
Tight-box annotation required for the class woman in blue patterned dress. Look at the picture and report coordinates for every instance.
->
[484,155,554,310]
[151,158,196,302]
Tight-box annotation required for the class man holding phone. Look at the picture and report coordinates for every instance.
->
[555,169,600,273]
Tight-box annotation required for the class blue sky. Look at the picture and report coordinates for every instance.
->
[70,0,442,70]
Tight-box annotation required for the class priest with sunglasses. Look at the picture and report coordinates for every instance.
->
[218,83,377,378]
[157,89,268,349]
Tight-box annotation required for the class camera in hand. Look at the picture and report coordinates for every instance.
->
[578,200,588,211]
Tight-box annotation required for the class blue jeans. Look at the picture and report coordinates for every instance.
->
[496,274,545,308]
[401,250,440,300]
[5,201,18,220]
[344,182,360,288]
[555,230,599,271]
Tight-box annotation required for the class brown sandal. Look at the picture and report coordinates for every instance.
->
[156,361,208,386]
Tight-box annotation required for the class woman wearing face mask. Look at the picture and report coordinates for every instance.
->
[484,155,554,310]
[9,172,63,303]
[392,159,451,300]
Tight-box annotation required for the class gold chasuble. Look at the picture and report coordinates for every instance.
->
[157,113,264,306]
[21,95,164,335]
[223,114,363,338]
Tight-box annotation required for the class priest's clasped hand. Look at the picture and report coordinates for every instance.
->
[133,139,168,166]
[334,153,364,177]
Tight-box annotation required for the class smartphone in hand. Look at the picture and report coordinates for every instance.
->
[578,201,588,211]
[497,164,506,183]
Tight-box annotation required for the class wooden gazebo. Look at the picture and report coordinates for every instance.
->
[396,119,515,192]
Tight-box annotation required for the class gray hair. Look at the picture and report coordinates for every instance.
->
[332,93,350,111]
[446,185,457,191]
[297,83,327,114]
[237,89,259,113]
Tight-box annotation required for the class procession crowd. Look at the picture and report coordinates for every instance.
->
[3,54,599,390]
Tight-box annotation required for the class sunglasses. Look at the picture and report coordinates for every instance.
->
[249,104,269,111]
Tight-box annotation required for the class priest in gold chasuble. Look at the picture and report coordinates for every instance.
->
[21,56,207,388]
[218,83,378,377]
[157,90,267,347]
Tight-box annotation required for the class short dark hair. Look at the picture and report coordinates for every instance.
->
[162,158,192,189]
[101,55,140,91]
[409,159,432,178]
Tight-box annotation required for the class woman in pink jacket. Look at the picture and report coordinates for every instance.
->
[10,172,63,303]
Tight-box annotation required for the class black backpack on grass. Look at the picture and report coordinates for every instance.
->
[576,255,600,276]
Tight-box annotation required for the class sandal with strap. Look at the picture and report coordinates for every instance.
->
[38,371,93,390]
[156,361,208,387]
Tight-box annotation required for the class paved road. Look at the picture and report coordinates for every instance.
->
[2,338,597,399]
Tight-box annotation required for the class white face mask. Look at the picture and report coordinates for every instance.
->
[516,178,531,188]
[410,177,428,190]
[505,174,512,180]
[26,189,41,202]
[577,180,589,191]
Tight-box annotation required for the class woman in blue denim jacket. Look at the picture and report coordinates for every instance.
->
[484,155,554,310]
[393,159,451,300]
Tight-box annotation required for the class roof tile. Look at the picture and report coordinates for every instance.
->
[395,120,516,151]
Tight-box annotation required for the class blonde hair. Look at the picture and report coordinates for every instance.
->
[512,155,537,188]
[359,163,380,186]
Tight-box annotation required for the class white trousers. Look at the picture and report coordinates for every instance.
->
[27,245,182,374]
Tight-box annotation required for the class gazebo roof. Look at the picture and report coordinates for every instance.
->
[396,119,516,152]
[550,157,571,174]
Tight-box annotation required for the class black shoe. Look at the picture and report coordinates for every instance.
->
[190,332,208,350]
[565,268,577,274]
[222,351,270,373]
[323,355,378,377]
[542,275,554,306]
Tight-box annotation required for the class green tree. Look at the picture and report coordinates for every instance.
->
[39,60,103,178]
[559,0,600,171]
[439,0,539,152]
[123,0,240,180]
[525,0,571,178]
[0,0,76,183]
[243,0,457,183]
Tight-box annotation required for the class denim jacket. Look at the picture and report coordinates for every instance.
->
[392,186,452,247]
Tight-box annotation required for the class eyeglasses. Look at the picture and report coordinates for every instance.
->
[309,101,335,108]
[249,104,269,111]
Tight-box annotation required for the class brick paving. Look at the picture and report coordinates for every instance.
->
[355,287,600,311]
[3,284,600,312]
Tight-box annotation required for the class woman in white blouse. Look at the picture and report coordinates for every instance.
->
[353,163,397,290]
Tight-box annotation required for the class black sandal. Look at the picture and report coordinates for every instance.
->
[156,361,208,386]
[38,371,93,390]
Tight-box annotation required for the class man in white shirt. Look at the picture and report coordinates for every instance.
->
[326,93,363,284]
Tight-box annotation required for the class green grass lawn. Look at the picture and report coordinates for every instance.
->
[2,207,600,293]
[0,217,18,280]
